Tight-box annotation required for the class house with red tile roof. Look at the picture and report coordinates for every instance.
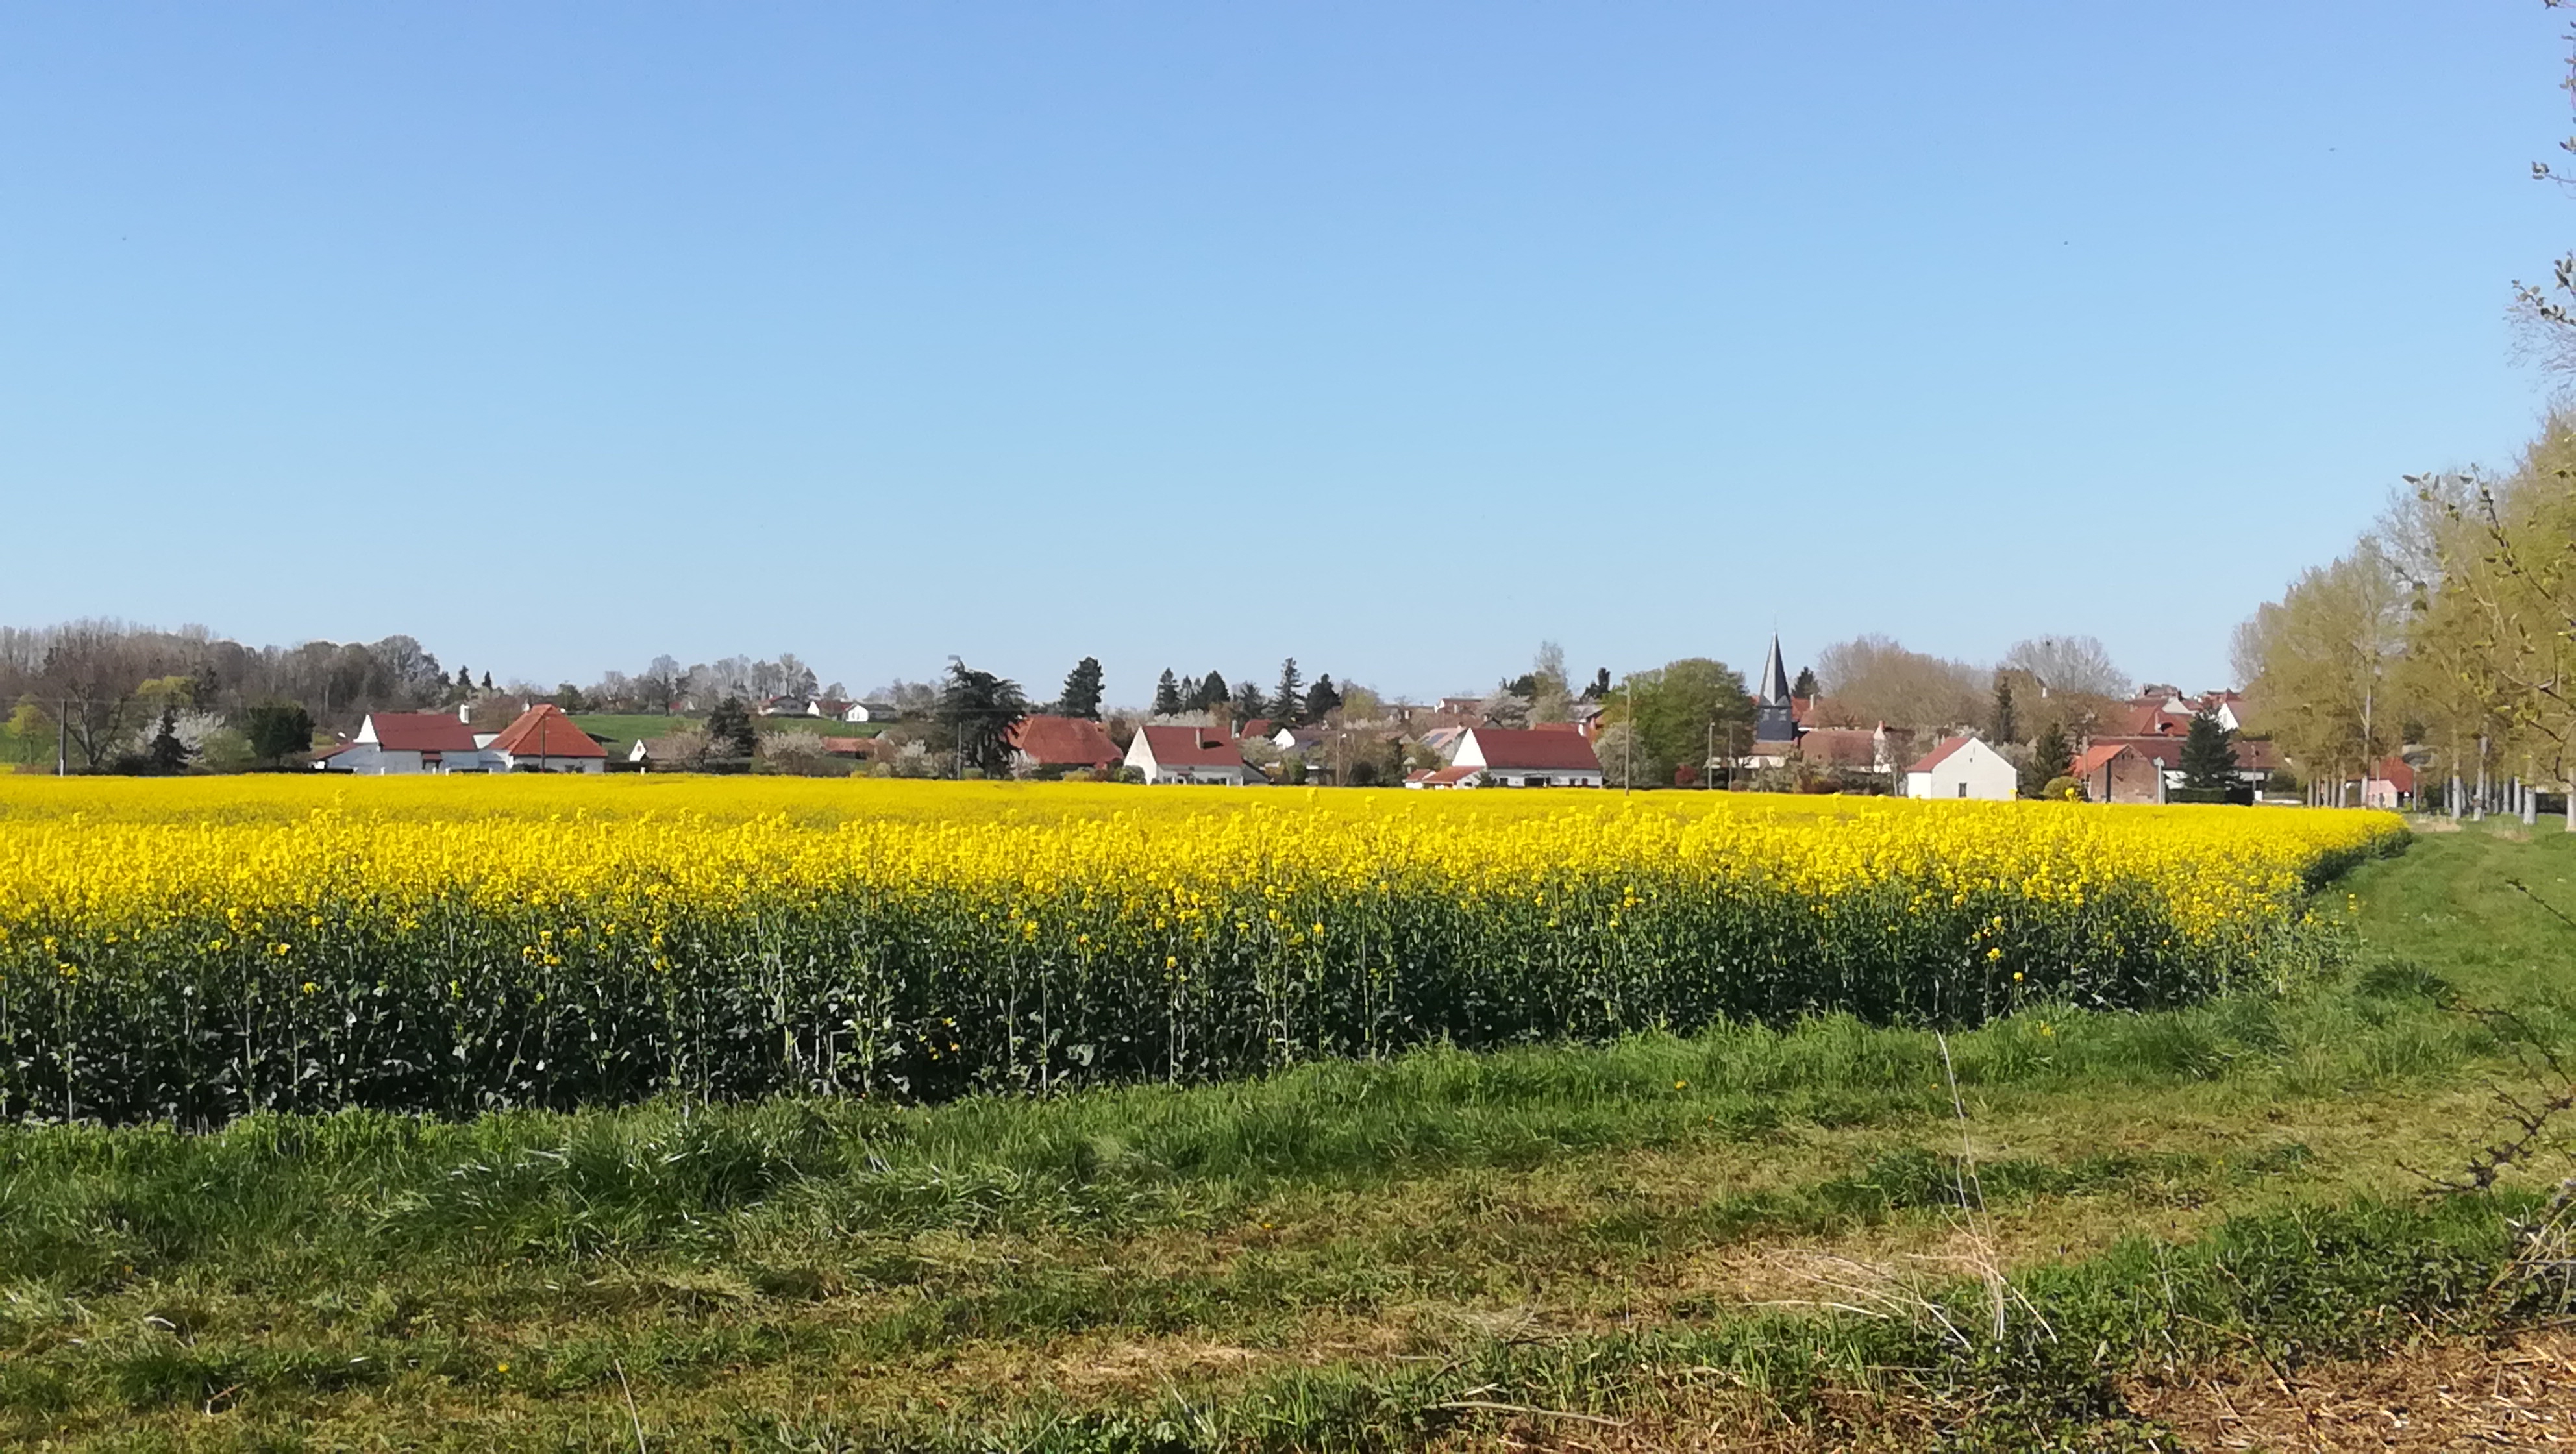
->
[1009,715,1121,777]
[2068,741,2166,804]
[1125,724,1250,785]
[2078,733,2277,801]
[484,704,606,773]
[1442,727,1604,787]
[316,709,487,775]
[1901,735,2018,800]
[2363,756,2417,810]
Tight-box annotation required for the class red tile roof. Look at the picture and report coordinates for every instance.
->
[819,737,880,758]
[484,704,606,759]
[2115,703,2196,737]
[1009,714,1121,767]
[2371,756,2417,791]
[1906,735,1977,774]
[1239,719,1275,739]
[2083,736,2186,768]
[2068,743,2136,777]
[365,712,482,752]
[1138,724,1244,767]
[1462,727,1602,772]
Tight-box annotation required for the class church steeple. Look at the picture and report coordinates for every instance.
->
[1754,633,1797,743]
[1757,634,1790,707]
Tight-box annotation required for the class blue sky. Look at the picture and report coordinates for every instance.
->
[2,3,2566,704]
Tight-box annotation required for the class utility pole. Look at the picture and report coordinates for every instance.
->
[56,698,68,777]
[1622,678,1633,796]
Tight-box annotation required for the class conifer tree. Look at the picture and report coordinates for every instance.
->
[1233,680,1268,722]
[2028,720,2074,796]
[1792,666,1819,699]
[705,696,759,758]
[1306,674,1342,721]
[1152,669,1182,717]
[1056,657,1105,719]
[1195,671,1229,713]
[2181,709,2240,796]
[1273,658,1306,724]
[1990,676,2020,745]
[147,706,190,773]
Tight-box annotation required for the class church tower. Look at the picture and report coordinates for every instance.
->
[1753,634,1797,744]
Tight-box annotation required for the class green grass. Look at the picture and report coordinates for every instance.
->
[569,713,885,752]
[6,821,2576,1449]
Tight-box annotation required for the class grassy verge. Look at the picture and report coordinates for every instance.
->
[4,822,2573,1449]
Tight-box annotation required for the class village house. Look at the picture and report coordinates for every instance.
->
[315,710,486,775]
[2362,756,2417,809]
[319,704,604,775]
[1790,723,1915,783]
[1902,735,2018,800]
[483,704,607,772]
[1407,726,1603,788]
[1009,714,1122,777]
[2077,732,2278,800]
[2068,741,2167,804]
[1125,724,1250,785]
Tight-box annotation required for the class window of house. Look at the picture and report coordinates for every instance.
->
[1956,782,1967,798]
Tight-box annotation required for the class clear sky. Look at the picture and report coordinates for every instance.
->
[3,3,2566,705]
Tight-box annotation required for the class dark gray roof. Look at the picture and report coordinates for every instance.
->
[1757,634,1790,705]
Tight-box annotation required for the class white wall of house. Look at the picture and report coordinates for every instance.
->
[1452,732,1603,787]
[1123,733,1246,785]
[1903,739,2019,801]
[320,745,505,775]
[489,752,604,774]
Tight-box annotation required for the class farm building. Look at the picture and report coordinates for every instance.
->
[1902,735,2018,800]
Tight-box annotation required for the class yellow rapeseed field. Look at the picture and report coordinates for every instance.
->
[0,776,2405,1123]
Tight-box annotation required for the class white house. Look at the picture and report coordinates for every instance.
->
[842,700,900,723]
[315,709,490,775]
[1903,735,2019,800]
[1126,724,1249,785]
[1446,727,1604,788]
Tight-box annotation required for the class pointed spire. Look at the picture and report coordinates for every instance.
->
[1758,634,1790,705]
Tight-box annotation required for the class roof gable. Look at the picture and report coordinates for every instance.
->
[485,704,605,758]
[1461,727,1602,772]
[1906,735,1981,774]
